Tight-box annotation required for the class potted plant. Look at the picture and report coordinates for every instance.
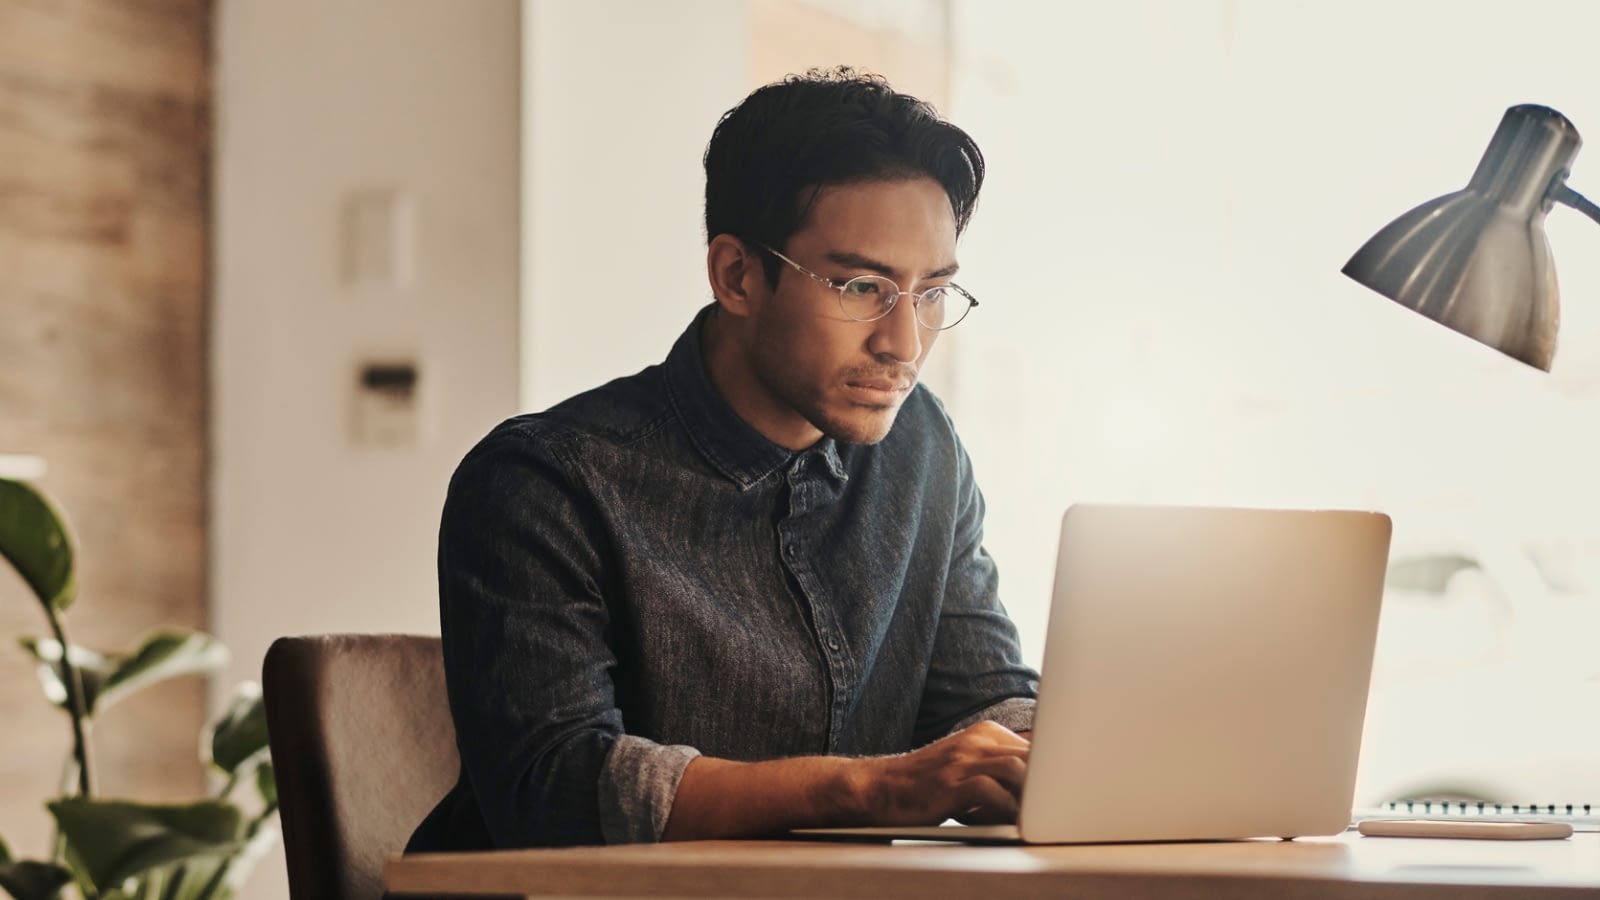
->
[0,477,277,900]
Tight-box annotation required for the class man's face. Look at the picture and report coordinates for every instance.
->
[742,176,959,447]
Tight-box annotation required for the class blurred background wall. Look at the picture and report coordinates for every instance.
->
[210,0,522,745]
[211,3,520,894]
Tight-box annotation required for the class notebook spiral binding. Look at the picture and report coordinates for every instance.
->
[1353,801,1600,831]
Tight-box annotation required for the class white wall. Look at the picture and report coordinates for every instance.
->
[213,3,521,897]
[948,0,1600,806]
[521,0,750,409]
[952,0,1600,651]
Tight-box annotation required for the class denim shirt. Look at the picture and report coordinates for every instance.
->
[407,305,1038,852]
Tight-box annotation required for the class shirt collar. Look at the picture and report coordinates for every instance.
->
[664,304,848,490]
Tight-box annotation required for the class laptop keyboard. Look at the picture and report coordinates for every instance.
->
[1353,801,1600,832]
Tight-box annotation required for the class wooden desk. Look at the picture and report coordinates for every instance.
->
[387,831,1600,898]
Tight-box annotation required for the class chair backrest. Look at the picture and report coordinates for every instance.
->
[263,634,458,900]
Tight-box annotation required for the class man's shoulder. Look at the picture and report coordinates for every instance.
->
[485,366,676,456]
[446,369,680,507]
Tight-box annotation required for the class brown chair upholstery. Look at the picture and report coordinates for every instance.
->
[263,634,458,900]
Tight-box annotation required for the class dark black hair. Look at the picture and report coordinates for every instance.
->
[703,66,985,284]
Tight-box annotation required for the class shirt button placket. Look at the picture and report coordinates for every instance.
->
[782,451,852,750]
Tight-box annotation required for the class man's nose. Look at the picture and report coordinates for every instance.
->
[867,294,924,362]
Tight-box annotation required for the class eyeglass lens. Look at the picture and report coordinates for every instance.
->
[839,276,970,330]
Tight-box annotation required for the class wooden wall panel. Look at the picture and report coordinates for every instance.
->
[0,0,211,858]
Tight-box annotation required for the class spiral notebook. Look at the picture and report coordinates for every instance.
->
[1356,801,1600,832]
[793,503,1393,844]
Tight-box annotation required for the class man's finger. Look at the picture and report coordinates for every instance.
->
[964,754,1027,794]
[952,776,1021,824]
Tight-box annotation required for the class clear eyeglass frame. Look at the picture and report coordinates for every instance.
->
[754,241,979,331]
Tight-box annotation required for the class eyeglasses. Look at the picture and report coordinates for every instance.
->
[754,241,979,331]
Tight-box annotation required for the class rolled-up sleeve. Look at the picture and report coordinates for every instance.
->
[599,736,701,843]
[438,427,691,846]
[950,696,1036,735]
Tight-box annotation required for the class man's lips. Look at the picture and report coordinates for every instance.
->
[844,377,914,404]
[848,379,912,392]
[842,365,918,405]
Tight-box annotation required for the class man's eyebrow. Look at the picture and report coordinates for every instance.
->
[823,250,960,281]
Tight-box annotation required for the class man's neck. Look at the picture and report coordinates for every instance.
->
[700,306,823,452]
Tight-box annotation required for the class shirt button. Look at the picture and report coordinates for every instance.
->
[827,638,840,651]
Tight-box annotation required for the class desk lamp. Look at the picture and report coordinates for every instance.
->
[1343,104,1600,370]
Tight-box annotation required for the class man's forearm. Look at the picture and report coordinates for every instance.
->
[660,755,868,841]
[659,720,1029,841]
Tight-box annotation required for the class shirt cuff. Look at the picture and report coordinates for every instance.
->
[597,734,702,844]
[950,696,1035,735]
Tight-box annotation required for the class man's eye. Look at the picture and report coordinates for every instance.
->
[844,279,882,296]
[921,287,949,304]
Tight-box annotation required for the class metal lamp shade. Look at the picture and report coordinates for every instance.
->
[1342,105,1582,371]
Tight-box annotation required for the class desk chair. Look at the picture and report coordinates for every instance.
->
[263,634,458,900]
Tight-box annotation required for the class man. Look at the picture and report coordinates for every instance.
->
[408,67,1038,852]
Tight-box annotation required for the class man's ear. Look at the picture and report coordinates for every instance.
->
[706,234,766,318]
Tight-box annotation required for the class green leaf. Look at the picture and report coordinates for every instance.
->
[208,683,268,777]
[20,632,227,716]
[121,857,231,900]
[254,760,276,809]
[114,822,278,900]
[212,822,279,900]
[0,860,73,900]
[0,839,74,900]
[18,637,108,709]
[0,479,76,615]
[100,632,228,711]
[47,798,245,895]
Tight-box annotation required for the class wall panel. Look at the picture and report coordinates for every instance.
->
[0,0,212,859]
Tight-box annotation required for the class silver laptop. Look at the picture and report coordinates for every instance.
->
[795,502,1392,844]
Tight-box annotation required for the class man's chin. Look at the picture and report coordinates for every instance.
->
[819,408,900,445]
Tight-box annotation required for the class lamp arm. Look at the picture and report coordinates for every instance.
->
[1553,182,1600,226]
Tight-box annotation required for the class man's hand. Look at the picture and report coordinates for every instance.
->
[856,720,1030,826]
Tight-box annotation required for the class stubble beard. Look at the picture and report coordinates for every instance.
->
[755,361,903,445]
[750,336,906,447]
